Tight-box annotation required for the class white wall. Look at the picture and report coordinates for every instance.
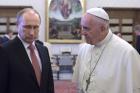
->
[1,0,140,55]
[86,0,140,9]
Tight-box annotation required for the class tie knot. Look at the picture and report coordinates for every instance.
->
[28,44,35,51]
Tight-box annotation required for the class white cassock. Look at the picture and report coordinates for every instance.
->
[72,30,140,93]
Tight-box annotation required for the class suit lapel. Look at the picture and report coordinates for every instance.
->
[13,37,39,85]
[35,43,45,75]
[35,43,48,87]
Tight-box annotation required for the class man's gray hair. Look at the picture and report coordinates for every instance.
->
[16,8,41,24]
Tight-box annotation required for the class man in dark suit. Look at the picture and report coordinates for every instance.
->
[0,30,14,44]
[134,24,140,54]
[0,8,54,93]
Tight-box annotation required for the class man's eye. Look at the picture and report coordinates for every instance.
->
[24,25,32,29]
[33,26,39,29]
[82,26,89,31]
[23,25,39,30]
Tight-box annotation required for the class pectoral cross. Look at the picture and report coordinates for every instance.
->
[85,76,90,91]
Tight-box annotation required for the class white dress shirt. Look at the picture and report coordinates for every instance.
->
[18,35,42,70]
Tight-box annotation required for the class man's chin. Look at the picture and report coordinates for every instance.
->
[86,40,91,44]
[86,41,94,45]
[25,40,34,44]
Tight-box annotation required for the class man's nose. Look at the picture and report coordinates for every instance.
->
[81,30,86,35]
[30,26,36,30]
[29,28,35,35]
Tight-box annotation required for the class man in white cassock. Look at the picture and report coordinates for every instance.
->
[72,7,140,93]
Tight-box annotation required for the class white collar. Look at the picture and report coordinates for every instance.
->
[95,29,112,47]
[4,34,10,39]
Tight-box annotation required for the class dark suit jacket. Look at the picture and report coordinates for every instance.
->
[0,36,9,44]
[0,37,54,93]
[136,36,140,54]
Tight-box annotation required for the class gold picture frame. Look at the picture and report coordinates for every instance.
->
[45,0,85,43]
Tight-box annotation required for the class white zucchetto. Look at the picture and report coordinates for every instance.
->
[86,8,109,21]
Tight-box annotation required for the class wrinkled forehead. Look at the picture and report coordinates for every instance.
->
[81,13,95,26]
[82,13,109,26]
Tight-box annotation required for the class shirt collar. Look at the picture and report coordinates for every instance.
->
[4,34,10,39]
[95,29,113,47]
[17,34,36,49]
